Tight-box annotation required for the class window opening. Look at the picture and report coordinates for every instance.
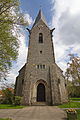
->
[22,79,24,84]
[40,65,42,69]
[40,51,42,54]
[39,33,43,43]
[36,65,46,69]
[37,65,39,69]
[43,65,45,69]
[58,79,60,84]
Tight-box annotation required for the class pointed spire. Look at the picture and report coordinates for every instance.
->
[33,9,48,27]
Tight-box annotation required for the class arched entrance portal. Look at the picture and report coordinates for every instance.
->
[37,83,45,102]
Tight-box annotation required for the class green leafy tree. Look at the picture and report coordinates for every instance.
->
[0,0,28,79]
[65,54,80,85]
[65,54,80,97]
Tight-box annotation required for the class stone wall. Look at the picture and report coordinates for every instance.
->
[15,64,26,96]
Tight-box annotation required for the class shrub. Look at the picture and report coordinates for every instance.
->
[0,118,12,120]
[0,88,14,104]
[0,88,22,106]
[68,86,80,97]
[14,96,22,105]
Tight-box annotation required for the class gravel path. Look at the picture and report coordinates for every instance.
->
[0,106,67,120]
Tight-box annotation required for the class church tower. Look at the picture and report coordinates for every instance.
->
[15,10,68,105]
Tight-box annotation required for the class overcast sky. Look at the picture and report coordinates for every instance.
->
[3,0,80,85]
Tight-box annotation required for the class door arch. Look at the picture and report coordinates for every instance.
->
[37,83,45,102]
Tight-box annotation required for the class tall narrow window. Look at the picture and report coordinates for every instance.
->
[36,65,46,69]
[43,65,45,69]
[39,33,43,43]
[40,65,42,69]
[37,65,39,69]
[22,79,24,85]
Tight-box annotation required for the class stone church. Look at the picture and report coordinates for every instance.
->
[15,10,68,105]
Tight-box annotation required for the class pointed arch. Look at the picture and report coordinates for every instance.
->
[37,83,45,102]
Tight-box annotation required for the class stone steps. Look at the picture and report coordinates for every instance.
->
[32,102,47,106]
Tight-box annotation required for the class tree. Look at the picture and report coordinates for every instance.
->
[65,54,80,85]
[65,54,80,97]
[1,88,14,104]
[0,0,28,79]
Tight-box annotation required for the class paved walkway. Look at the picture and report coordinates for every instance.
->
[63,108,80,109]
[0,106,67,120]
[73,101,80,102]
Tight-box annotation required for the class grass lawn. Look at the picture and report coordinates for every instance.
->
[0,118,12,120]
[59,102,80,108]
[0,104,25,109]
[59,100,80,120]
[77,110,80,120]
[70,98,80,101]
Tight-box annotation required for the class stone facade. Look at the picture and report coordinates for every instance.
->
[15,10,68,105]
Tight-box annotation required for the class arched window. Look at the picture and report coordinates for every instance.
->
[39,33,43,43]
[22,79,24,85]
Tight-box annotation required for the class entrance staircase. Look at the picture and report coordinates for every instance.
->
[32,102,47,106]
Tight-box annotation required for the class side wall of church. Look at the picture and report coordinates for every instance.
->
[55,64,68,103]
[50,64,61,105]
[50,64,68,105]
[15,65,25,96]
